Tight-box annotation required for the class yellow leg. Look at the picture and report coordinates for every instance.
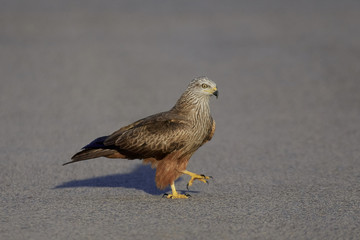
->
[181,170,212,190]
[163,182,189,199]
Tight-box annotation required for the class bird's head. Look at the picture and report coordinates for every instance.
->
[188,76,218,99]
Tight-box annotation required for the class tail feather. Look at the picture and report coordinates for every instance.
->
[63,148,118,166]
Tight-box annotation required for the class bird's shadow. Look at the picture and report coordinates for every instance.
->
[55,164,193,195]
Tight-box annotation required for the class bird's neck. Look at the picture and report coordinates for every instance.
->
[171,91,211,122]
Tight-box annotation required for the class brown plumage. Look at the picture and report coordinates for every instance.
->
[64,76,218,199]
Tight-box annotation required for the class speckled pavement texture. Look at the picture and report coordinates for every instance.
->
[1,1,360,239]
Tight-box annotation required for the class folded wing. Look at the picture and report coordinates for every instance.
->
[104,112,190,160]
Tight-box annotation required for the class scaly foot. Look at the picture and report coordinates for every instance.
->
[181,170,213,190]
[163,182,191,199]
[163,193,191,199]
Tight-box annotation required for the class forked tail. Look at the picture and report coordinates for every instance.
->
[63,148,120,165]
[63,136,119,165]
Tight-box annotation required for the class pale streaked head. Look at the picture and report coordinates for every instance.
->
[187,76,218,98]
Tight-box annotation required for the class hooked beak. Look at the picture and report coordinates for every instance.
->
[212,87,218,99]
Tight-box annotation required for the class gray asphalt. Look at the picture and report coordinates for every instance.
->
[1,1,360,239]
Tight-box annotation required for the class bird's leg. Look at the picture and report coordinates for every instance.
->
[181,170,212,190]
[163,182,190,199]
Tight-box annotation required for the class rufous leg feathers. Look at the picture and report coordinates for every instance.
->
[152,152,191,189]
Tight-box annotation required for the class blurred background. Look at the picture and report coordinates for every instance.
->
[1,0,359,239]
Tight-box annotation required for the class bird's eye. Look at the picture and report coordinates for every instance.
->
[201,83,209,88]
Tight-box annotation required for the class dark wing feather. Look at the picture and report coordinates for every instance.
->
[104,112,190,160]
[82,136,109,149]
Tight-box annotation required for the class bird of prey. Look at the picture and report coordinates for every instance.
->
[64,76,218,199]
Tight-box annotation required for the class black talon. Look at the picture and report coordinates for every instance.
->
[186,183,190,191]
[162,193,168,198]
[185,193,192,197]
[200,174,213,179]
